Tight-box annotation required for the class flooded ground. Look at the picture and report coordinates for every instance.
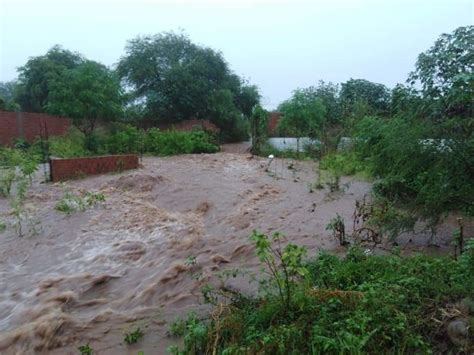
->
[0,151,465,354]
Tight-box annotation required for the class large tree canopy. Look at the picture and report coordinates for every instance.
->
[16,45,84,112]
[46,60,123,137]
[409,25,473,120]
[117,32,259,139]
[340,78,390,116]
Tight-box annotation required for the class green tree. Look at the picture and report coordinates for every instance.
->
[390,84,424,118]
[16,45,84,112]
[340,78,390,117]
[0,81,20,111]
[117,31,258,140]
[409,25,473,122]
[234,83,261,119]
[278,88,327,152]
[310,80,341,124]
[46,60,123,148]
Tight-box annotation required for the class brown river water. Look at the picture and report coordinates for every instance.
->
[0,151,463,354]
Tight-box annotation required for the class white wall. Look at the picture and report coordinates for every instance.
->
[267,137,320,152]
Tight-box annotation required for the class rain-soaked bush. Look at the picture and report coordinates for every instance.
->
[168,231,474,354]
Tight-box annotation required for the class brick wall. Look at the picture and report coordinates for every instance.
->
[267,112,281,136]
[0,111,71,146]
[50,154,139,182]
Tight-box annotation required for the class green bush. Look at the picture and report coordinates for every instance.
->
[169,232,473,354]
[354,116,474,219]
[144,128,219,156]
[0,148,40,196]
[26,125,219,158]
[106,123,142,154]
[319,151,368,176]
[40,128,90,158]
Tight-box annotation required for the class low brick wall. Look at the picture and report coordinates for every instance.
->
[50,155,139,182]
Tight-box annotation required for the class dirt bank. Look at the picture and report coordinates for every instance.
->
[0,152,460,354]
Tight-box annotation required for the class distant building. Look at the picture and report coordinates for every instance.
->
[267,111,281,136]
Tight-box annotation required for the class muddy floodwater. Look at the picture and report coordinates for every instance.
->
[0,151,461,354]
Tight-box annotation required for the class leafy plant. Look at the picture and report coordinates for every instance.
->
[250,230,308,311]
[124,327,144,345]
[0,148,39,196]
[167,312,207,354]
[55,188,105,215]
[78,343,93,355]
[326,214,348,246]
[0,168,16,197]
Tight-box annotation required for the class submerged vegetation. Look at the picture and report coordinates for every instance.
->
[55,188,105,215]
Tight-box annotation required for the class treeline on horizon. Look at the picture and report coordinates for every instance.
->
[0,26,472,223]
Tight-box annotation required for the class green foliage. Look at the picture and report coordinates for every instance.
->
[354,115,474,219]
[0,148,40,237]
[168,312,201,338]
[0,81,20,111]
[46,60,123,138]
[55,188,105,215]
[124,327,144,345]
[167,312,207,355]
[78,343,93,355]
[106,124,142,154]
[250,105,268,155]
[117,31,259,141]
[30,125,219,158]
[326,214,347,246]
[277,88,327,140]
[144,128,219,156]
[15,45,84,112]
[47,129,90,158]
[409,25,473,120]
[340,78,390,117]
[0,168,17,197]
[172,234,473,354]
[0,148,39,196]
[319,151,367,177]
[250,230,308,311]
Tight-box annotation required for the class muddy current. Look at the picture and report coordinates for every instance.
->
[0,152,461,354]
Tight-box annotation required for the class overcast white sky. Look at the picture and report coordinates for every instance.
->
[0,0,472,109]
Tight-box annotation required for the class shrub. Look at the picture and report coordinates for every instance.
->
[169,232,473,354]
[144,128,218,155]
[0,148,39,196]
[105,124,142,154]
[29,125,219,158]
[354,116,474,220]
[55,189,105,215]
[123,327,144,345]
[45,129,89,158]
[319,151,367,177]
